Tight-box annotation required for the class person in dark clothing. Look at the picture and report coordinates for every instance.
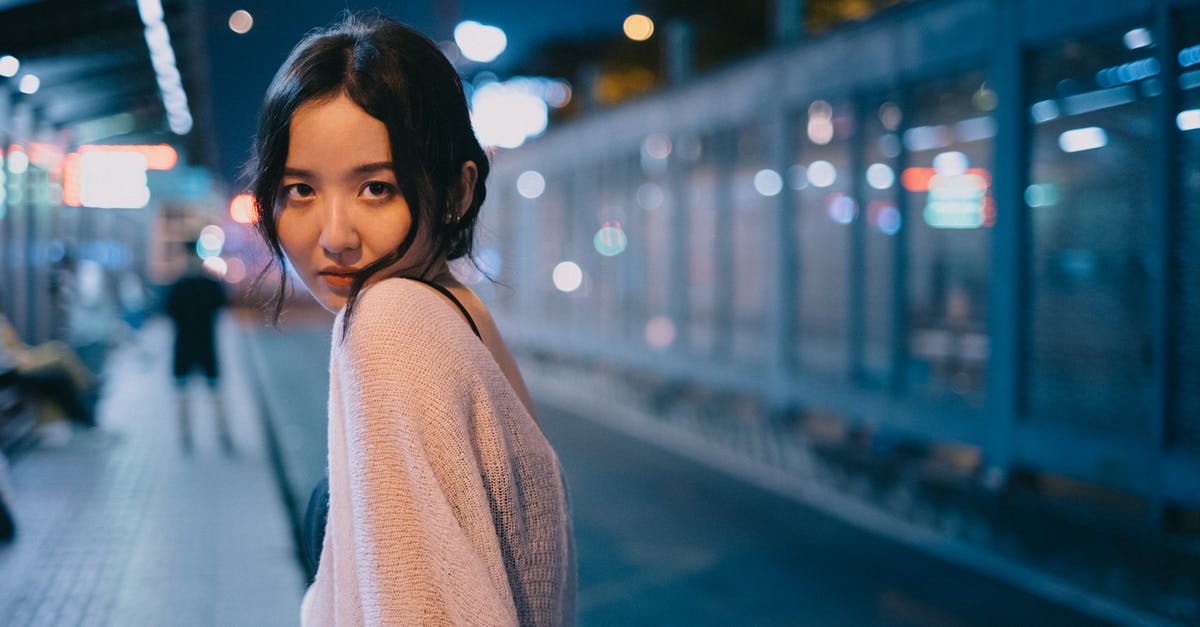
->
[165,249,232,453]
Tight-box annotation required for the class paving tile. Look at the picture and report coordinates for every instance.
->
[0,315,303,627]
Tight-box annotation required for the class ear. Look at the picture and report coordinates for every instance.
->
[457,161,479,217]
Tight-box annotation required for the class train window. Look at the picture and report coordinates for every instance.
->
[538,168,573,324]
[588,153,637,340]
[685,132,721,357]
[791,99,854,379]
[1174,8,1200,448]
[860,93,904,388]
[638,133,673,351]
[902,70,993,407]
[731,122,772,367]
[1025,26,1156,432]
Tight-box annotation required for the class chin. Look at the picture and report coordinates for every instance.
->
[299,280,347,313]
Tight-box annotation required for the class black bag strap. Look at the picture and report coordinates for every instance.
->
[400,277,481,339]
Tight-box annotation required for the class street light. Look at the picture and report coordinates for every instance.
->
[623,14,654,41]
[454,21,506,63]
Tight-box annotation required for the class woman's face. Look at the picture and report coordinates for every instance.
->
[276,93,414,312]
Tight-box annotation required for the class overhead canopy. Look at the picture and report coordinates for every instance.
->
[0,0,214,168]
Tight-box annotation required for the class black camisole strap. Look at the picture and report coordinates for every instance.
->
[400,277,482,339]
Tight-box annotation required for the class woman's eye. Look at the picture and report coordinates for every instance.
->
[363,181,395,199]
[285,183,314,200]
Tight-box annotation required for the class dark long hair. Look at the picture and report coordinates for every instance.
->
[244,14,489,329]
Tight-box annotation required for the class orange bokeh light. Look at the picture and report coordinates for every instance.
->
[229,193,258,224]
[63,152,82,206]
[901,167,991,192]
[77,144,177,170]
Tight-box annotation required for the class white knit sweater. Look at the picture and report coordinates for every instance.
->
[300,279,576,626]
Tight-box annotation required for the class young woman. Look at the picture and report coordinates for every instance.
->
[247,15,575,625]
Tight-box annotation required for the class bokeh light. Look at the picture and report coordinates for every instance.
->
[471,81,548,148]
[807,160,837,188]
[18,74,39,94]
[223,257,247,284]
[552,261,583,292]
[642,133,672,160]
[0,55,18,77]
[866,163,895,190]
[203,256,228,279]
[623,14,654,41]
[229,10,253,34]
[517,170,546,199]
[826,193,858,225]
[7,148,29,174]
[230,193,258,224]
[932,151,969,176]
[594,222,628,256]
[1058,127,1108,153]
[454,20,507,63]
[645,316,676,349]
[753,169,783,197]
[199,224,225,252]
[876,204,902,235]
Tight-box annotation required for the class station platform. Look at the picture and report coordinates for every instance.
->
[0,315,303,627]
[0,309,1192,626]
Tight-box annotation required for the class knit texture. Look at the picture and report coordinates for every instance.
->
[300,278,576,626]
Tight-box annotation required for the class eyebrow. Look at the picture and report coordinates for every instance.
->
[283,162,394,178]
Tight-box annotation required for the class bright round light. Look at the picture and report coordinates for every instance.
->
[516,170,546,199]
[753,168,783,197]
[203,256,228,278]
[807,160,837,188]
[552,261,583,292]
[471,81,548,148]
[7,150,29,174]
[544,80,572,108]
[229,9,253,34]
[866,163,895,190]
[594,222,628,256]
[645,316,676,348]
[229,193,258,224]
[454,20,507,63]
[623,14,654,41]
[932,151,969,176]
[807,118,834,145]
[0,55,18,78]
[199,224,225,250]
[18,74,39,95]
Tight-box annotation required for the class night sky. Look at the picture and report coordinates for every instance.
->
[202,0,639,185]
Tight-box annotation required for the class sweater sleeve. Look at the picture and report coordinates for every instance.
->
[333,281,519,626]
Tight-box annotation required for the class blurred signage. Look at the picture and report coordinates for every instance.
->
[63,144,178,208]
[902,167,995,229]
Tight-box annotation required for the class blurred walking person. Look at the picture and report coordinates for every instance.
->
[165,246,231,453]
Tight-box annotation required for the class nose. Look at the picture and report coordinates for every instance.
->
[318,196,360,260]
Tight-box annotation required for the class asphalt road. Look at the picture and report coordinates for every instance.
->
[241,318,1117,627]
[535,401,1114,627]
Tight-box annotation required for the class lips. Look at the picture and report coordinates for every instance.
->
[318,267,358,289]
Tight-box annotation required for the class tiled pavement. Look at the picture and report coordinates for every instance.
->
[0,315,304,627]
